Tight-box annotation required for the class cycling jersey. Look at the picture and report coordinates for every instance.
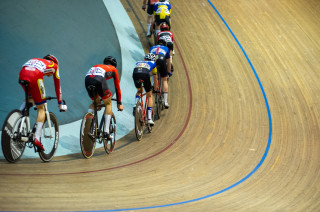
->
[134,60,157,75]
[156,31,174,42]
[147,0,159,15]
[86,64,122,104]
[149,45,170,59]
[19,58,62,105]
[133,61,157,93]
[153,2,171,16]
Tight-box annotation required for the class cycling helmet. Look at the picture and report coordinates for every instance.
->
[158,36,167,46]
[43,54,58,64]
[160,23,169,31]
[144,53,156,61]
[103,56,117,68]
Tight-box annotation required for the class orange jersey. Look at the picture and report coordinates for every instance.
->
[86,64,122,103]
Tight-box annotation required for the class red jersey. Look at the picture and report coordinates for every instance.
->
[86,64,122,103]
[20,58,62,104]
[156,31,174,42]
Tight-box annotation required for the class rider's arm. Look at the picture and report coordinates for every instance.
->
[112,67,122,105]
[47,63,63,104]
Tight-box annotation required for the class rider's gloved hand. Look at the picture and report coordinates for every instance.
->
[59,104,67,112]
[142,5,146,10]
[168,72,173,77]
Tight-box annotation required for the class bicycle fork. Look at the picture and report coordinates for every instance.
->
[19,116,30,142]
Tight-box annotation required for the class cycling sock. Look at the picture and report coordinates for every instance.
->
[88,108,93,113]
[19,102,26,111]
[147,24,151,33]
[35,122,43,140]
[147,107,152,120]
[104,114,111,134]
[163,92,168,103]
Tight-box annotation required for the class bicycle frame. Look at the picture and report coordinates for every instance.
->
[19,81,54,143]
[139,91,149,124]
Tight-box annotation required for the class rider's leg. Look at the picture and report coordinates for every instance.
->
[147,90,154,125]
[88,97,100,113]
[34,104,45,150]
[102,96,112,135]
[166,58,171,74]
[162,77,169,108]
[147,14,153,36]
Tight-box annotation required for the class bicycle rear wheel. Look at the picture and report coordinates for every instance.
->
[134,102,144,141]
[80,112,96,158]
[1,110,27,163]
[39,112,59,162]
[155,92,161,120]
[103,113,116,154]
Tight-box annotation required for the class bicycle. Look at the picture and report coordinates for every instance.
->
[80,85,117,159]
[134,80,154,141]
[1,80,64,163]
[154,71,164,120]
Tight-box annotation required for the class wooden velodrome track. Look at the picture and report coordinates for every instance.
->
[0,0,319,211]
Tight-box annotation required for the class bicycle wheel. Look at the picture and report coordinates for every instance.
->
[155,92,161,120]
[134,102,144,141]
[1,110,27,163]
[39,112,59,162]
[80,112,96,158]
[103,113,116,154]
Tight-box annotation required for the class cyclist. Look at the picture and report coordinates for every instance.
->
[153,0,171,36]
[149,37,171,108]
[142,0,159,37]
[85,56,124,140]
[132,53,158,126]
[18,54,67,151]
[156,23,174,67]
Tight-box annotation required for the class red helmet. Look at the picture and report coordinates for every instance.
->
[43,54,58,64]
[160,23,169,31]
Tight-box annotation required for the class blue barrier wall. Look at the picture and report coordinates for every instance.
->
[0,0,121,127]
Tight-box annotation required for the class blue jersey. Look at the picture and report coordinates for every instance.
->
[135,60,157,74]
[153,2,171,14]
[149,45,170,59]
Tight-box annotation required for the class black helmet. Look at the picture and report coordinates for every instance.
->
[103,56,117,67]
[144,53,156,61]
[43,54,58,64]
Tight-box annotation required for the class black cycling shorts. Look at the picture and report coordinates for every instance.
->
[155,14,170,28]
[155,54,168,78]
[147,0,154,15]
[85,75,111,100]
[133,67,153,92]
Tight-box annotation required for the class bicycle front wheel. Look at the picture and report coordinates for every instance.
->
[103,113,116,154]
[80,112,96,158]
[134,102,144,141]
[39,112,59,162]
[1,110,27,163]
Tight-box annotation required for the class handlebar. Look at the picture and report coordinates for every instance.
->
[33,97,67,112]
[97,98,122,111]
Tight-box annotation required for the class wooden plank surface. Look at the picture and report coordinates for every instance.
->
[0,0,319,211]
